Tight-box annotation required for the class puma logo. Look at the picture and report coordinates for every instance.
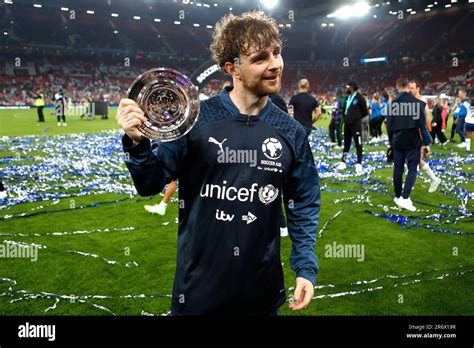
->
[208,137,227,153]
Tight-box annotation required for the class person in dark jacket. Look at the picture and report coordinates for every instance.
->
[431,97,449,145]
[328,91,343,146]
[289,79,321,136]
[387,78,432,212]
[335,81,368,174]
[116,11,320,316]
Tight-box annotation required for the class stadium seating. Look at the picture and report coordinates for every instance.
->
[1,4,473,105]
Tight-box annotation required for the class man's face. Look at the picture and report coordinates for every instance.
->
[458,90,466,99]
[235,44,283,97]
[408,82,419,96]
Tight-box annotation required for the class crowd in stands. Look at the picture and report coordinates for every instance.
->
[1,55,473,107]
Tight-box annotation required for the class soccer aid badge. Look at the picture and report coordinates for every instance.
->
[262,138,283,160]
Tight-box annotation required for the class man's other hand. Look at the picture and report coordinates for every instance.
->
[289,277,314,311]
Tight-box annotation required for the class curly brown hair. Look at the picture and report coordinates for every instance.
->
[210,11,283,70]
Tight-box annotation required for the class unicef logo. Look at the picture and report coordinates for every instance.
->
[262,138,283,160]
[258,184,279,205]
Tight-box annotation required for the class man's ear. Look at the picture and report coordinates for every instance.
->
[224,61,240,80]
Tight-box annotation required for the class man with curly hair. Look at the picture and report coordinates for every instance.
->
[116,11,320,315]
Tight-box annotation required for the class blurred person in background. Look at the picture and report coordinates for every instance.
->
[289,79,321,136]
[369,93,382,143]
[455,88,472,151]
[328,90,343,147]
[388,78,432,212]
[54,89,68,126]
[441,98,449,132]
[450,97,461,142]
[379,90,390,141]
[361,92,370,143]
[409,80,441,193]
[431,97,449,145]
[335,81,368,174]
[144,180,177,216]
[34,89,45,122]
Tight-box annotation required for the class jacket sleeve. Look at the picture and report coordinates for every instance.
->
[122,134,187,196]
[283,131,320,285]
[387,103,394,145]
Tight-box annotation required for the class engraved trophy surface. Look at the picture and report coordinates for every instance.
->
[127,68,200,141]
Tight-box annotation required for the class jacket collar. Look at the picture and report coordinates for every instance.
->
[219,86,273,118]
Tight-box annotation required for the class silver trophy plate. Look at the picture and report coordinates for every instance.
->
[127,68,200,142]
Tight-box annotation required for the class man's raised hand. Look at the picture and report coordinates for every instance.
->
[116,98,146,145]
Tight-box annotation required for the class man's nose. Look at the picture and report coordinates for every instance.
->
[268,55,282,72]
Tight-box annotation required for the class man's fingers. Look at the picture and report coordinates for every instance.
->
[289,278,315,311]
[120,105,144,120]
[290,292,306,310]
[290,286,313,310]
[117,99,142,121]
[293,282,304,303]
[122,114,144,129]
[289,289,307,310]
[123,110,147,123]
[117,103,146,123]
[301,286,313,308]
[135,114,147,123]
[123,105,144,115]
[119,98,138,108]
[288,282,304,309]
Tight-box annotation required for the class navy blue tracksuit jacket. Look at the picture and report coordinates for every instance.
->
[387,92,432,149]
[122,86,320,315]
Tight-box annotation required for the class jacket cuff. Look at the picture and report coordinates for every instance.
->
[122,134,150,155]
[296,269,317,286]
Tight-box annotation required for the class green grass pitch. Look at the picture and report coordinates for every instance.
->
[0,107,472,316]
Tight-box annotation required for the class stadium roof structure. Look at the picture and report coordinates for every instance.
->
[3,0,474,26]
[1,0,473,66]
